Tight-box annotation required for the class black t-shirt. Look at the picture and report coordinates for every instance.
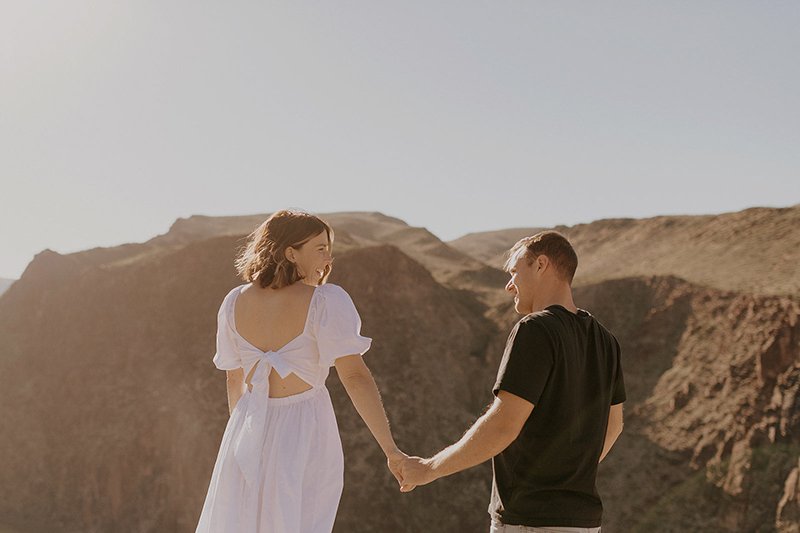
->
[489,305,626,528]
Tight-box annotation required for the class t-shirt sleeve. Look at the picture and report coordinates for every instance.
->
[611,338,626,405]
[315,285,372,368]
[211,290,242,371]
[492,319,555,405]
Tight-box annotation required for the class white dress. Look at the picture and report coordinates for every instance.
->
[196,283,372,533]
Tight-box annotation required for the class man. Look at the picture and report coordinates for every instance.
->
[396,231,625,532]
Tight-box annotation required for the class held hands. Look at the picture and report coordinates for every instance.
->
[386,449,407,487]
[397,455,436,492]
[386,449,437,493]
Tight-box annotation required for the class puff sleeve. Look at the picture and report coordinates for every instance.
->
[315,285,372,367]
[211,288,243,370]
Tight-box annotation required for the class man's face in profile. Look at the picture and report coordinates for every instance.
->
[505,249,539,315]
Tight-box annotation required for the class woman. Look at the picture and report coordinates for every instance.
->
[196,209,404,532]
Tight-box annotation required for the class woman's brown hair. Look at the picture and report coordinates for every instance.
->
[235,210,333,289]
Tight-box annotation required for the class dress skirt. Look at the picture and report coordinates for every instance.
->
[196,386,345,533]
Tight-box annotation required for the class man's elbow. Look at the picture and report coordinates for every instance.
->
[492,420,524,454]
[490,393,534,454]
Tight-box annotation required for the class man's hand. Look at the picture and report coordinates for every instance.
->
[398,456,437,492]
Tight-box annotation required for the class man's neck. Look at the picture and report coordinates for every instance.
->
[531,285,577,314]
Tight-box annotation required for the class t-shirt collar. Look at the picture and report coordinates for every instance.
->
[546,304,591,318]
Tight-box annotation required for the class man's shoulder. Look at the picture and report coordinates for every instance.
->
[517,309,562,330]
[517,307,619,347]
[510,311,562,344]
[583,312,620,346]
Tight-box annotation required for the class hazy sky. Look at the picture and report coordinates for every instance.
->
[2,2,798,279]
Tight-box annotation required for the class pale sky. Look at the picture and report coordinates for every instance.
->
[2,2,798,279]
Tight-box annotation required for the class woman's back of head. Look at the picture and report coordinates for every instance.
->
[235,209,333,289]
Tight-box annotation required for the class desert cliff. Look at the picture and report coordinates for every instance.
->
[0,206,797,532]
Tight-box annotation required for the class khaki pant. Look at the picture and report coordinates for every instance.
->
[490,519,601,533]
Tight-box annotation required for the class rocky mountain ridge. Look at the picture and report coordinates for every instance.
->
[450,204,800,297]
[0,205,797,532]
[0,278,13,297]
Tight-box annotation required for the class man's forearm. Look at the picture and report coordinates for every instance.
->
[428,404,516,480]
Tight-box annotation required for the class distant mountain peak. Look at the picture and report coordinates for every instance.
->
[449,204,800,297]
[0,278,15,297]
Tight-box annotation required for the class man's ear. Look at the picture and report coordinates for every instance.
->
[536,254,550,273]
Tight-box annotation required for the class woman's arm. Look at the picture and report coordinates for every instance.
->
[225,369,245,415]
[334,355,402,461]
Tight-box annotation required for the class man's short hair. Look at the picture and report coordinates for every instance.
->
[503,231,578,284]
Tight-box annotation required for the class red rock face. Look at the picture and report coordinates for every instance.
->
[574,277,800,532]
[0,209,798,532]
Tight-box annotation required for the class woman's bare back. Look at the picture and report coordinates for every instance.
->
[233,282,316,398]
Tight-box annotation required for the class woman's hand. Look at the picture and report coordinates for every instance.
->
[386,448,408,486]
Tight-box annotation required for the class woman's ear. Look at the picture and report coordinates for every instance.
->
[284,247,295,263]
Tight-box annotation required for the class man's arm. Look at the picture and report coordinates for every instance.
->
[599,403,624,462]
[399,391,533,491]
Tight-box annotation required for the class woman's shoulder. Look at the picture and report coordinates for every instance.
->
[218,283,248,312]
[313,283,368,342]
[316,283,360,312]
[317,282,347,296]
[317,283,358,303]
[223,283,248,300]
